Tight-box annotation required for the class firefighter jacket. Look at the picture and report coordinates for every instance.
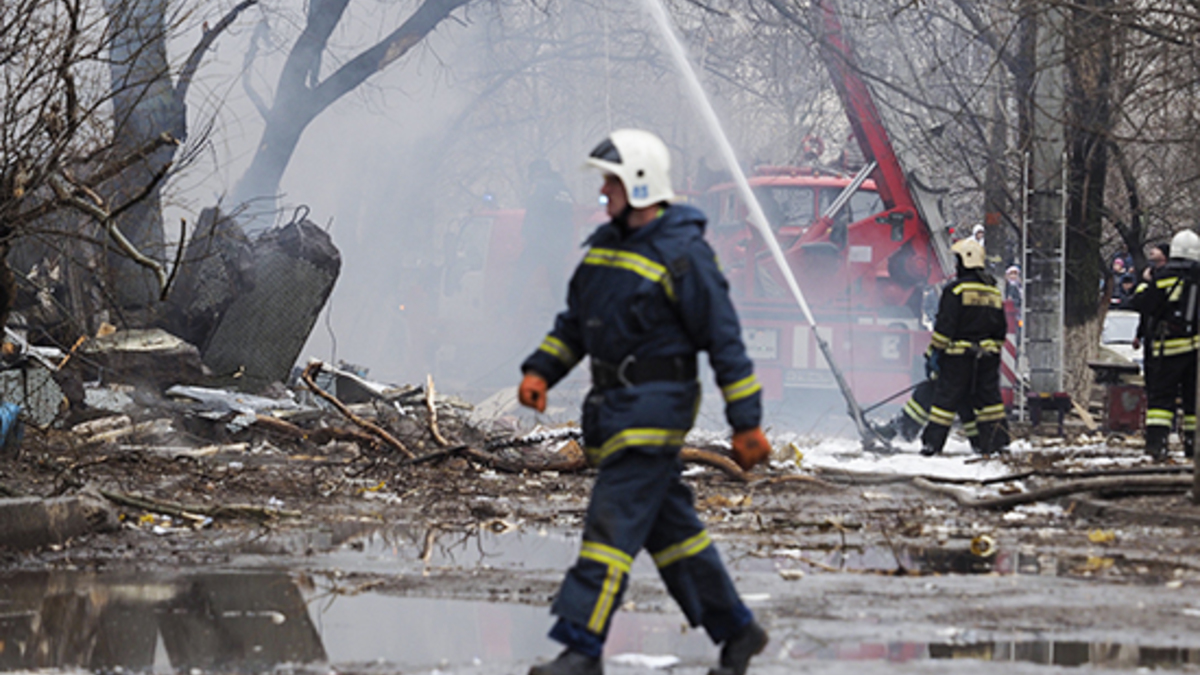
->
[929,269,1007,355]
[521,203,762,465]
[1126,259,1200,357]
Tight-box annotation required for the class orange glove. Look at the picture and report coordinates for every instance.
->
[518,372,548,412]
[731,427,771,471]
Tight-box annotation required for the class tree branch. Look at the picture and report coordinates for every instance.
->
[310,0,471,115]
[47,173,170,296]
[175,0,259,125]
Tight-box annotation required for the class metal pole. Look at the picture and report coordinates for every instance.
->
[1059,152,1068,392]
[1020,152,1030,422]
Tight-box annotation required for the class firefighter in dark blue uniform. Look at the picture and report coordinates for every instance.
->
[1126,229,1200,460]
[518,129,770,675]
[920,238,1009,456]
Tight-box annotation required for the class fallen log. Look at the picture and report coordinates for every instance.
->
[253,414,379,448]
[100,489,302,521]
[911,474,1194,510]
[681,446,751,481]
[302,361,414,458]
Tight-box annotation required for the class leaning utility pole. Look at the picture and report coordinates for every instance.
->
[1022,4,1067,399]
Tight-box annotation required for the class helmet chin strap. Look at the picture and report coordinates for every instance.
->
[614,204,635,233]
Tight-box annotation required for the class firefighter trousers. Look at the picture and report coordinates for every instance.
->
[1143,350,1197,452]
[547,448,752,658]
[921,352,1008,455]
[897,379,980,446]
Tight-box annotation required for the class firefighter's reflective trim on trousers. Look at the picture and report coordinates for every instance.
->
[930,331,950,351]
[963,419,979,438]
[585,427,688,465]
[721,374,762,403]
[538,335,579,368]
[942,339,1003,355]
[1150,335,1200,357]
[651,530,713,568]
[976,403,1006,423]
[583,248,676,301]
[903,397,930,424]
[1184,414,1197,432]
[928,406,956,427]
[1146,408,1175,427]
[579,541,633,633]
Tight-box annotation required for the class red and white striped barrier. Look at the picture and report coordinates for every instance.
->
[1000,300,1020,407]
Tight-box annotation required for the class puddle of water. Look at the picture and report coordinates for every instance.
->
[0,569,1196,672]
[785,638,1200,668]
[299,523,1175,583]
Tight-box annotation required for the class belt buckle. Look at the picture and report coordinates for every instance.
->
[616,355,637,388]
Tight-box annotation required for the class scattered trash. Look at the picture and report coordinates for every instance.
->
[1087,529,1117,544]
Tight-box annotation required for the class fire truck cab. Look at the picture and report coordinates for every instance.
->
[699,165,950,405]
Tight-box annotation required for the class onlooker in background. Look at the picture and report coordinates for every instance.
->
[1004,265,1023,311]
[1144,242,1169,282]
[972,224,986,248]
[1111,255,1128,282]
[1113,273,1138,307]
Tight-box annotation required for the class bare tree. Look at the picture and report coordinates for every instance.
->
[0,0,255,343]
[228,0,475,227]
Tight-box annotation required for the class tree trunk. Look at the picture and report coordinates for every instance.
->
[103,0,176,322]
[1062,0,1115,401]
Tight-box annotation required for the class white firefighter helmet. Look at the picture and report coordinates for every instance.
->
[1170,228,1200,262]
[585,129,675,209]
[952,237,986,270]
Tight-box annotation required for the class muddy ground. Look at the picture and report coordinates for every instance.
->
[1,383,1199,674]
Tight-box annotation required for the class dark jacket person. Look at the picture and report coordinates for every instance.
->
[518,129,769,675]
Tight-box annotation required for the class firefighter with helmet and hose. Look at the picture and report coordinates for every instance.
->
[919,236,1010,457]
[1126,228,1200,460]
[517,128,770,675]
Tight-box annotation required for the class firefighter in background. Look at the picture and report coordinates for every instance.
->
[872,355,984,451]
[872,283,984,453]
[920,238,1010,457]
[508,160,576,316]
[1126,229,1200,460]
[518,129,770,675]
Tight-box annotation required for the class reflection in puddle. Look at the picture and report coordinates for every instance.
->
[0,570,1196,672]
[319,523,1164,581]
[931,641,1200,668]
[0,571,323,672]
[789,639,1200,668]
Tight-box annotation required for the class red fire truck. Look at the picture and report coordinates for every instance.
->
[696,0,956,407]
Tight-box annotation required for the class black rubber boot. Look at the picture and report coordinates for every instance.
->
[529,649,603,675]
[871,419,897,441]
[968,434,986,455]
[896,415,923,442]
[708,621,768,675]
[1145,427,1169,461]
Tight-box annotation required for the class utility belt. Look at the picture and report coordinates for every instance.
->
[943,338,1003,356]
[591,355,697,390]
